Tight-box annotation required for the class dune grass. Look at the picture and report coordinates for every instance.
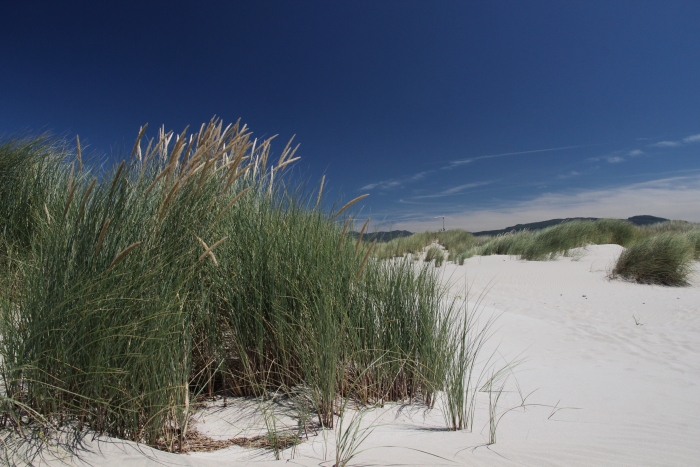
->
[0,120,494,460]
[374,229,486,263]
[376,220,637,262]
[474,219,637,260]
[424,245,445,267]
[611,233,695,286]
[373,231,436,259]
[373,218,699,285]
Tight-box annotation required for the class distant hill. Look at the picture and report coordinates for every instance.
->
[470,215,669,237]
[625,215,671,226]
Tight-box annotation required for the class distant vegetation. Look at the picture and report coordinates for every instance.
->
[365,215,669,242]
[612,233,696,286]
[470,214,669,237]
[373,219,700,285]
[0,121,496,458]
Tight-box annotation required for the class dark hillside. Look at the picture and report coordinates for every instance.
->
[626,215,669,226]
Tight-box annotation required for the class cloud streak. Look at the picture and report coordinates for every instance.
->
[361,141,612,193]
[650,140,682,148]
[412,180,494,199]
[360,171,430,191]
[446,143,601,168]
[647,133,700,148]
[557,171,580,179]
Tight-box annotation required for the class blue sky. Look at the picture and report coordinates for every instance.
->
[2,1,699,231]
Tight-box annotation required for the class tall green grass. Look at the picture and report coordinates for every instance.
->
[0,120,477,456]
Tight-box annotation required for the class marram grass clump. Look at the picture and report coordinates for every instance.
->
[612,233,695,286]
[0,119,471,457]
[424,245,445,267]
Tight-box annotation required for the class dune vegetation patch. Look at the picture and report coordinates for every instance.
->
[611,233,695,286]
[0,120,504,463]
[373,218,699,285]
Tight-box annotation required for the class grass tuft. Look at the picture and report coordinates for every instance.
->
[0,119,473,459]
[612,233,694,286]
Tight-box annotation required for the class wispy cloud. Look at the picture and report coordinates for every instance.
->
[392,172,700,232]
[412,180,494,199]
[360,180,399,190]
[360,171,430,191]
[628,149,644,156]
[588,150,629,163]
[445,143,601,169]
[649,133,700,148]
[647,133,700,148]
[361,143,595,190]
[650,140,682,147]
[557,171,580,179]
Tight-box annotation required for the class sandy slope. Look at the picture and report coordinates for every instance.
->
[32,245,700,466]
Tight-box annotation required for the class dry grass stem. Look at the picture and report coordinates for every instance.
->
[158,181,182,221]
[197,237,227,265]
[63,181,78,220]
[316,175,325,208]
[196,237,215,265]
[216,188,249,222]
[355,218,370,255]
[43,203,52,225]
[356,240,376,279]
[180,134,195,173]
[274,136,300,172]
[334,194,369,218]
[95,218,111,256]
[223,164,250,194]
[108,241,142,271]
[196,159,215,193]
[179,161,206,186]
[109,160,125,197]
[145,164,173,197]
[130,124,148,161]
[275,155,300,172]
[67,163,74,192]
[338,218,351,250]
[142,138,154,164]
[165,127,189,182]
[78,178,96,222]
[277,135,296,167]
[75,135,83,171]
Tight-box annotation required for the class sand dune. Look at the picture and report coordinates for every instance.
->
[33,245,700,466]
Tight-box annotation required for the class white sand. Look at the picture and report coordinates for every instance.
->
[32,245,700,466]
